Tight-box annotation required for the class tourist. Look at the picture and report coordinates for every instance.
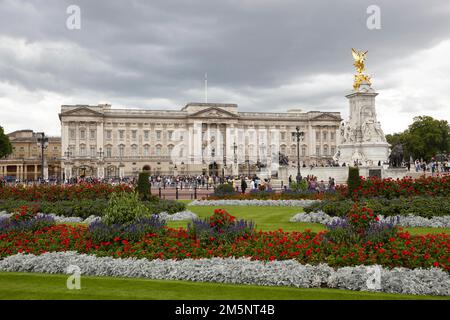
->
[241,178,247,194]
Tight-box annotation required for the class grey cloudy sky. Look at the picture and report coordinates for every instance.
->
[1,0,450,136]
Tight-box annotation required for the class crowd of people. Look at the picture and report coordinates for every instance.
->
[412,159,450,173]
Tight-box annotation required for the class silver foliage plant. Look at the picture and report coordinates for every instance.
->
[0,252,448,296]
[290,211,450,228]
[189,199,321,207]
[0,210,198,224]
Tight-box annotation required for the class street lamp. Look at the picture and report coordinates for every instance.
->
[64,147,72,159]
[36,132,49,182]
[222,142,226,180]
[291,126,304,183]
[97,147,104,159]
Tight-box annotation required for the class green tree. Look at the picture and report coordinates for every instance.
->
[404,116,450,160]
[0,126,12,159]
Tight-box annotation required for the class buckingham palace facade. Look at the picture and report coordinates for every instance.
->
[59,103,341,179]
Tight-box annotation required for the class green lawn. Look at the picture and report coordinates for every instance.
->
[168,205,450,235]
[0,272,447,300]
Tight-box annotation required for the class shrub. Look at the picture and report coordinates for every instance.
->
[0,205,55,233]
[103,192,150,226]
[0,198,186,219]
[187,209,255,244]
[289,179,308,192]
[88,215,166,242]
[145,199,186,215]
[10,205,39,222]
[213,184,237,197]
[347,166,360,198]
[324,203,397,245]
[136,171,155,201]
[304,196,450,218]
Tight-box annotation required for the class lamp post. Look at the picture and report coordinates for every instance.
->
[292,126,304,183]
[233,142,237,177]
[222,142,226,180]
[36,132,49,182]
[97,147,104,159]
[64,147,72,182]
[97,147,105,180]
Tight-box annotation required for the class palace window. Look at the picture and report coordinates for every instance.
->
[143,145,150,157]
[131,130,137,140]
[119,145,125,157]
[330,132,335,141]
[316,146,320,156]
[106,146,112,158]
[281,132,286,141]
[331,146,336,156]
[324,145,328,156]
[316,131,320,140]
[156,145,162,156]
[80,144,86,156]
[106,130,112,140]
[119,130,125,140]
[323,132,327,140]
[90,129,96,140]
[144,130,149,140]
[302,146,306,156]
[156,131,161,141]
[90,146,96,157]
[69,129,76,140]
[168,131,173,141]
[131,145,138,157]
[80,129,86,140]
[168,144,174,155]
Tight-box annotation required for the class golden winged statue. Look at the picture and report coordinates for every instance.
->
[351,48,371,90]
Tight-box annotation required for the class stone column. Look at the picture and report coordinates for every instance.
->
[24,165,28,181]
[34,165,38,180]
[17,165,20,180]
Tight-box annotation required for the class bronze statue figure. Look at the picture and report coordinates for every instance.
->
[388,143,404,168]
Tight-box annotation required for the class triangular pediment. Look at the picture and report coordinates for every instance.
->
[311,113,341,121]
[61,106,103,117]
[189,107,238,118]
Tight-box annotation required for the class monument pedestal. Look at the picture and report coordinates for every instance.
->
[336,82,390,166]
[339,142,389,166]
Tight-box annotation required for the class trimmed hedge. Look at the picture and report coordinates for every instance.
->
[0,199,186,219]
[347,166,360,198]
[304,196,450,218]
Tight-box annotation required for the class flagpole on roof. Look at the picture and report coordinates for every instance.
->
[205,72,208,103]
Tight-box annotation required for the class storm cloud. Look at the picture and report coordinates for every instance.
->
[1,0,450,135]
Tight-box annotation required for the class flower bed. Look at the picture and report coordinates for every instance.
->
[0,183,134,201]
[205,189,334,200]
[0,222,448,272]
[339,175,450,199]
[0,198,186,219]
[304,196,450,219]
[1,251,448,296]
[290,212,450,228]
[190,199,320,207]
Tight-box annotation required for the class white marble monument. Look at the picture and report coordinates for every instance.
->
[334,49,390,166]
